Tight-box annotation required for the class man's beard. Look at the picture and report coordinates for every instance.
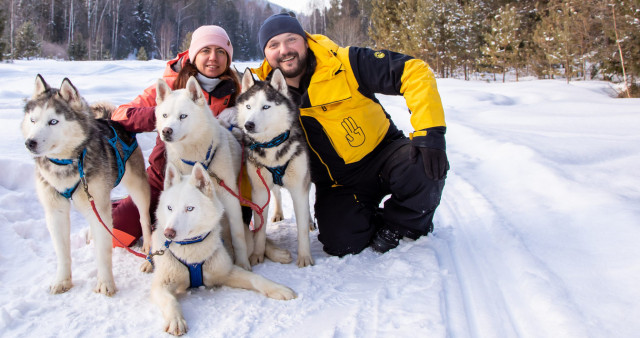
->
[278,51,307,79]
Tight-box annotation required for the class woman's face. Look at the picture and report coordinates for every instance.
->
[194,45,228,78]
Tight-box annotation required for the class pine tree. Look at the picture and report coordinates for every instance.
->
[131,0,156,59]
[0,7,6,61]
[15,21,41,59]
[137,46,148,60]
[180,32,192,54]
[482,4,521,82]
[598,0,640,90]
[68,33,88,61]
[369,0,404,52]
[533,0,585,82]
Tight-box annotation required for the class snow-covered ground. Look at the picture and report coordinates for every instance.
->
[1,60,638,337]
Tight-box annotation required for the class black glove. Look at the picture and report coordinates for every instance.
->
[410,127,449,180]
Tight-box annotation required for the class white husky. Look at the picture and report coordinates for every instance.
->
[153,76,291,270]
[22,75,152,295]
[150,163,296,336]
[236,69,314,267]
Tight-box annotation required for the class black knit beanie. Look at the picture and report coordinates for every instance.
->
[258,13,306,55]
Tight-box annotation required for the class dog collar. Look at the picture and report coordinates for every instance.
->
[181,143,216,170]
[164,231,211,248]
[248,130,290,150]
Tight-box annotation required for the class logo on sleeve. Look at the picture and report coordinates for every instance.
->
[374,51,385,59]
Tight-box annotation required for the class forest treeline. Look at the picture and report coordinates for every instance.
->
[1,0,638,93]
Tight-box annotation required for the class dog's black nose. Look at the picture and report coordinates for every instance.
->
[244,121,255,133]
[25,139,38,151]
[162,127,173,140]
[164,228,176,240]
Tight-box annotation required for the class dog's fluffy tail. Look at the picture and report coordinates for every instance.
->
[91,101,116,119]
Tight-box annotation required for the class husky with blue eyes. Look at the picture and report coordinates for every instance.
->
[22,74,152,296]
[150,162,296,336]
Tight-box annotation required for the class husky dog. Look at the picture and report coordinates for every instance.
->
[153,76,291,270]
[237,69,314,268]
[151,163,296,336]
[22,75,152,295]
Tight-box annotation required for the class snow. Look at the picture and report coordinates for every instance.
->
[1,59,639,337]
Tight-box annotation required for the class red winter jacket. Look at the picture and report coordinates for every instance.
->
[111,50,236,192]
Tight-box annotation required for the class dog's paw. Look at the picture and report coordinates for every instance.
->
[140,260,154,273]
[94,279,117,296]
[270,213,284,223]
[266,247,292,264]
[164,316,188,336]
[309,219,317,231]
[296,254,314,268]
[249,253,265,266]
[265,284,297,301]
[49,279,73,294]
[235,259,252,271]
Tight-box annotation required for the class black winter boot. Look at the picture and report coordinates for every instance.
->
[370,226,402,253]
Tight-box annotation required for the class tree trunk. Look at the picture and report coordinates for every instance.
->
[611,3,631,98]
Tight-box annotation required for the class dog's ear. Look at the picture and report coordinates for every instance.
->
[241,68,255,94]
[190,163,213,196]
[164,163,181,189]
[156,79,171,105]
[33,74,50,98]
[270,68,288,97]
[186,76,205,104]
[58,77,81,103]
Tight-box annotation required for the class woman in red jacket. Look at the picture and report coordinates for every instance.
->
[110,25,244,247]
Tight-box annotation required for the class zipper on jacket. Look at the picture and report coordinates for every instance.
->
[299,115,340,187]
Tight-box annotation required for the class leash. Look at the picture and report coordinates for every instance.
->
[210,162,271,233]
[80,174,147,259]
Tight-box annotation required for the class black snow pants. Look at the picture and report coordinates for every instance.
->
[315,138,446,256]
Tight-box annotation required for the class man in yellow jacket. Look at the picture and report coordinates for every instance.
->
[253,13,449,255]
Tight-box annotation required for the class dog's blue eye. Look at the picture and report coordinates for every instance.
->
[179,114,187,120]
[262,105,270,110]
[186,206,194,212]
[49,119,58,125]
[246,104,251,110]
[167,205,172,211]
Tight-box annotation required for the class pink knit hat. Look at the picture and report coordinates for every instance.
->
[188,25,233,63]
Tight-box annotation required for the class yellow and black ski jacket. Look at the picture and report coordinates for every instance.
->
[252,34,445,187]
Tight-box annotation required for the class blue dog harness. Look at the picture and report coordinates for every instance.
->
[47,126,138,199]
[163,232,211,288]
[181,143,216,170]
[247,130,291,186]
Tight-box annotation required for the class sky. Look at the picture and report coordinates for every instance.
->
[1,59,639,337]
[268,0,326,14]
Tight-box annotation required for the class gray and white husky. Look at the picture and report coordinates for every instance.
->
[22,75,152,295]
[150,163,296,336]
[237,69,314,267]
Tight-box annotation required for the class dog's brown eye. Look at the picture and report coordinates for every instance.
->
[246,104,251,110]
[162,113,167,118]
[167,205,172,211]
[262,105,270,110]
